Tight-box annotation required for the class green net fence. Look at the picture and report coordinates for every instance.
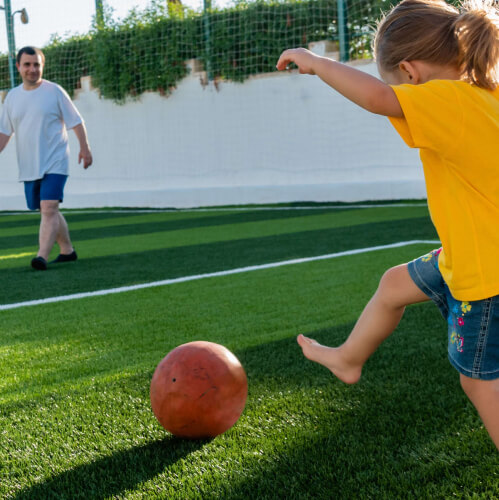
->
[0,0,389,101]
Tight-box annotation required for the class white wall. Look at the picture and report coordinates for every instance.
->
[0,59,425,210]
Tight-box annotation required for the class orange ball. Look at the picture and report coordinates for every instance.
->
[150,341,248,439]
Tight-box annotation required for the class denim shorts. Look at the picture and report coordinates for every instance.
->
[24,173,68,211]
[408,248,499,381]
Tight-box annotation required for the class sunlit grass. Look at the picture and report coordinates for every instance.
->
[0,206,497,499]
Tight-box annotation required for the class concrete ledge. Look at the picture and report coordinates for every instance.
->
[0,181,427,210]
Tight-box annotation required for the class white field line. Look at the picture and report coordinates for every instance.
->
[1,203,428,216]
[0,240,439,312]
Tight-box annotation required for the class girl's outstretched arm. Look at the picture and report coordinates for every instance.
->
[276,48,403,117]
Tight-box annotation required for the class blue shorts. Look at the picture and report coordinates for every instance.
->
[408,248,499,381]
[24,174,68,211]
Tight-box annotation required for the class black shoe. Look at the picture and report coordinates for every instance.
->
[31,256,48,270]
[52,250,78,263]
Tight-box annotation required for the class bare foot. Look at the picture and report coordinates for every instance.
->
[297,334,362,384]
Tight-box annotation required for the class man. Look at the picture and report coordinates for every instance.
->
[0,46,93,270]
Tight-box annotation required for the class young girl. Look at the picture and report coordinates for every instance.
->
[276,0,499,449]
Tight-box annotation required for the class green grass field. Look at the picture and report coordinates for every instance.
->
[1,204,498,499]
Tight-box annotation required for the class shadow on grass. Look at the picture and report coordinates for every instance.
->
[0,207,351,250]
[0,216,437,304]
[13,437,207,500]
[218,308,498,498]
[10,307,498,499]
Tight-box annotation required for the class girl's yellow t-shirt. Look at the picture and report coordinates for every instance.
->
[389,80,499,301]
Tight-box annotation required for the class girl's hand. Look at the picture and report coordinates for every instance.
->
[276,48,318,75]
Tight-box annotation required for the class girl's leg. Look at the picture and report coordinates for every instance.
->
[298,263,429,384]
[460,375,499,450]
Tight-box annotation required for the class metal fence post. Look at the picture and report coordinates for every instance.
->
[203,0,213,81]
[95,0,104,29]
[2,0,17,87]
[337,0,349,62]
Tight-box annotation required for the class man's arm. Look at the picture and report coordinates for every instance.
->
[276,48,403,117]
[72,122,93,169]
[0,132,11,153]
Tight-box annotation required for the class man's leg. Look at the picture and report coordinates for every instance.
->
[55,211,74,255]
[38,200,64,260]
[38,199,74,257]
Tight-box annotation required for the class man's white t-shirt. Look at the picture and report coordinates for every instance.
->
[0,80,82,181]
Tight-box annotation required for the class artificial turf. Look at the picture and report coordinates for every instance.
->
[0,205,497,499]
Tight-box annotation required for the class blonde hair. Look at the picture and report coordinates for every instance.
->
[374,0,499,89]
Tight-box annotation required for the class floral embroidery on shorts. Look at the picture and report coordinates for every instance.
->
[448,300,472,354]
[461,301,471,314]
[422,248,442,263]
[450,330,464,353]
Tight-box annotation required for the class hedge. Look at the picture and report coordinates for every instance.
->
[0,0,386,102]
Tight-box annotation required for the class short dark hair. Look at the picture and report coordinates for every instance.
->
[16,46,45,65]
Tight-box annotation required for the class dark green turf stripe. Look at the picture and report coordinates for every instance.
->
[0,217,437,304]
[0,208,346,231]
[0,211,135,230]
[0,210,212,230]
[0,202,428,230]
[0,208,359,249]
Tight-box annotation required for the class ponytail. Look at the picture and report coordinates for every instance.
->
[454,2,499,89]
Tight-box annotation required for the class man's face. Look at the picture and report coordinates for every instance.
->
[16,53,44,86]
